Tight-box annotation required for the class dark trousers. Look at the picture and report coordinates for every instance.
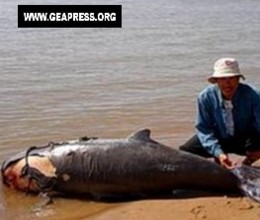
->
[179,131,260,158]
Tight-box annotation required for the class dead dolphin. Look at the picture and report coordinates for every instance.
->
[1,129,260,202]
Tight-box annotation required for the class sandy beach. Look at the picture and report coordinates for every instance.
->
[88,196,260,220]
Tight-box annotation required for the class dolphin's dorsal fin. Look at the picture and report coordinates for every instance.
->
[127,129,152,142]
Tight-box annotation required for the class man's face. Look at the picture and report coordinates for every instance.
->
[216,76,240,99]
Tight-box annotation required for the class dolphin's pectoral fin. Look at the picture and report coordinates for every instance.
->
[232,165,260,202]
[127,128,158,143]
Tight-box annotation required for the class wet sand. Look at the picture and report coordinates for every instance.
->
[88,197,260,220]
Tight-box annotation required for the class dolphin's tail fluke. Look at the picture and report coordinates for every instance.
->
[232,165,260,202]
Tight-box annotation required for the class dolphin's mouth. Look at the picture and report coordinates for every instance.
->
[1,156,26,187]
[2,158,27,189]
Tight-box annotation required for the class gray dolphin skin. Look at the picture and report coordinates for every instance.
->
[1,129,260,202]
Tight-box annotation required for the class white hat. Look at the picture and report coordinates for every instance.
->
[208,58,245,83]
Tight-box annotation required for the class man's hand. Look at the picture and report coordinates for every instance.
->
[218,153,236,169]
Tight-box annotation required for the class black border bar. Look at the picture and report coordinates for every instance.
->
[18,5,122,28]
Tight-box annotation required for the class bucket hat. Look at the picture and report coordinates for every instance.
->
[208,58,245,83]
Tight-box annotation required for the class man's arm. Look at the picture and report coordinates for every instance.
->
[195,94,224,157]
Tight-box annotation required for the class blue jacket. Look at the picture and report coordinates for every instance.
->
[196,83,260,157]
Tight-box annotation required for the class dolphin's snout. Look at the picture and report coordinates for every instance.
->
[1,155,57,193]
[1,158,29,190]
[1,160,7,184]
[1,159,18,187]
